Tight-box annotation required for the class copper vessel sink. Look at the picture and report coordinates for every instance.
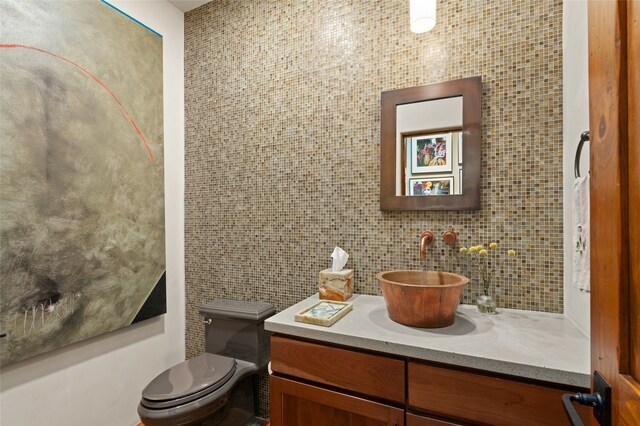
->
[376,270,469,328]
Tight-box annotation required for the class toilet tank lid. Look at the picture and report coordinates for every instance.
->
[199,299,276,321]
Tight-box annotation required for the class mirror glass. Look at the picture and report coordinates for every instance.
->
[396,97,463,196]
[380,77,481,211]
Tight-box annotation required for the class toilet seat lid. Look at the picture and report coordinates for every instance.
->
[142,353,236,402]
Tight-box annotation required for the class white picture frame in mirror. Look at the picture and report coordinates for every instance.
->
[408,176,453,196]
[410,133,453,174]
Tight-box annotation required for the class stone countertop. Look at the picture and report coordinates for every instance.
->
[265,294,591,388]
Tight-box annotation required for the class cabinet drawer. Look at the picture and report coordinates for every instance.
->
[408,361,590,426]
[270,335,405,404]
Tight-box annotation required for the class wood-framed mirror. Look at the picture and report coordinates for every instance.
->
[380,77,481,211]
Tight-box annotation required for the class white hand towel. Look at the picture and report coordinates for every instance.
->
[572,174,590,292]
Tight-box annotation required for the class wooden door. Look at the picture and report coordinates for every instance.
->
[270,375,404,426]
[588,1,640,424]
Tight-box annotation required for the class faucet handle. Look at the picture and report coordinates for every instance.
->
[420,231,435,244]
[442,227,458,245]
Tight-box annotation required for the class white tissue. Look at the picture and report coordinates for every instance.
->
[331,246,349,272]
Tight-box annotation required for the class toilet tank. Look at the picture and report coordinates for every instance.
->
[199,300,276,369]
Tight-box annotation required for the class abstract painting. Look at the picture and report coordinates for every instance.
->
[0,0,165,366]
[411,133,452,174]
[409,178,453,196]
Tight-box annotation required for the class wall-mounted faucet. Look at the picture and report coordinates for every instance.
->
[419,231,435,261]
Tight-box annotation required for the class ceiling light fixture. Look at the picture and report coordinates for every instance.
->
[410,0,436,33]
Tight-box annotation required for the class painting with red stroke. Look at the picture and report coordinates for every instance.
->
[0,0,165,367]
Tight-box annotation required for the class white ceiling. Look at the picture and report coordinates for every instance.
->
[168,0,213,13]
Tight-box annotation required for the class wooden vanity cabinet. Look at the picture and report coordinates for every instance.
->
[269,335,590,425]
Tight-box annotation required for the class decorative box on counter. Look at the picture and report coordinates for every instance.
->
[294,300,353,326]
[318,268,353,301]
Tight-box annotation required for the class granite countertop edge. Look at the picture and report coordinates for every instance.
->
[265,294,591,389]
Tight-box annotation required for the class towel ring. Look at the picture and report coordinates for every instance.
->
[574,131,590,178]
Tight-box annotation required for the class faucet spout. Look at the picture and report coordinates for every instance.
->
[419,231,435,261]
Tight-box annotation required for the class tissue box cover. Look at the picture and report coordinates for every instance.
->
[319,269,353,301]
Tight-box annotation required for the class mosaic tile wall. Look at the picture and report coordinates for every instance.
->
[185,0,562,415]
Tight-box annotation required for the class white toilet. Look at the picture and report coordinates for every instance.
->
[138,300,275,426]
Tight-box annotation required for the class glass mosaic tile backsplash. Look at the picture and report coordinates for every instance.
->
[184,2,563,413]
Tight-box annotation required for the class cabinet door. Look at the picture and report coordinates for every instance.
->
[406,413,462,426]
[270,375,404,426]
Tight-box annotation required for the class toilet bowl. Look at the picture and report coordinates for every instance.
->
[138,300,275,426]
